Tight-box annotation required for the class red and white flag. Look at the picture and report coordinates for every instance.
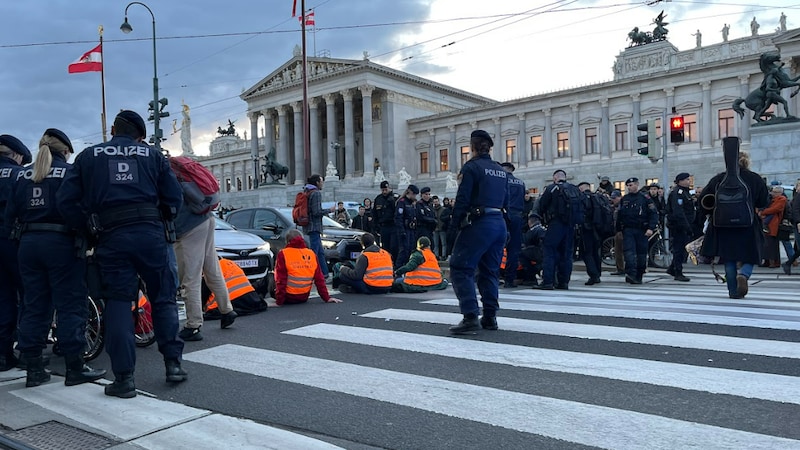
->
[298,10,315,27]
[68,44,102,74]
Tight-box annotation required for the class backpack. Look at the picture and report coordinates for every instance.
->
[555,183,584,225]
[169,156,220,214]
[712,137,753,228]
[591,193,614,238]
[292,190,310,226]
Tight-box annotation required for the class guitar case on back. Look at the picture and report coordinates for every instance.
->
[712,136,753,228]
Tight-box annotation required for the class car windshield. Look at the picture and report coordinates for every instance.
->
[215,218,235,230]
[276,208,345,228]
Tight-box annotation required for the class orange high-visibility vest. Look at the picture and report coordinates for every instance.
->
[404,248,443,287]
[501,248,507,270]
[363,249,394,288]
[207,258,255,310]
[282,247,317,295]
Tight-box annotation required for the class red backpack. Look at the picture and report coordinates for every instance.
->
[292,190,310,226]
[169,156,220,214]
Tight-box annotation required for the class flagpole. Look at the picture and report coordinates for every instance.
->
[99,25,108,142]
[301,0,311,179]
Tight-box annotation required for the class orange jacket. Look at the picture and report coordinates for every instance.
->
[363,249,394,288]
[404,248,443,287]
[760,194,786,237]
[207,258,255,310]
[282,247,317,295]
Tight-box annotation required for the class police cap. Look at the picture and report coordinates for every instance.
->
[500,162,515,171]
[44,128,73,153]
[470,129,494,147]
[674,172,691,183]
[610,190,622,199]
[115,110,147,138]
[407,184,420,194]
[421,186,431,194]
[380,180,390,189]
[625,177,639,185]
[577,181,590,188]
[600,176,610,181]
[0,134,32,164]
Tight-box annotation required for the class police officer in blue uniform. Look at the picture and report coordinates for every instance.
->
[57,110,186,398]
[373,181,399,258]
[666,172,695,282]
[415,187,436,244]
[394,184,419,268]
[617,177,659,284]
[0,134,31,371]
[533,169,581,290]
[448,130,508,334]
[7,129,106,387]
[500,162,525,288]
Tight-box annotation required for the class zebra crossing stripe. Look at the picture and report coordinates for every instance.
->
[184,344,798,450]
[360,309,800,359]
[282,323,800,405]
[423,299,800,330]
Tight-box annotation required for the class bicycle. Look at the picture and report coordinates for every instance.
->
[601,226,672,269]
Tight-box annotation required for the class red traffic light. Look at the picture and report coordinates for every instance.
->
[670,116,684,130]
[670,116,685,143]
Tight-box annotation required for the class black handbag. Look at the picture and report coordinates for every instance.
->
[777,219,793,241]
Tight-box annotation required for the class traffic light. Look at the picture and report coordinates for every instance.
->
[637,119,657,158]
[670,116,685,143]
[147,98,170,121]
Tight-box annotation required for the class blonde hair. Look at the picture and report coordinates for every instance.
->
[738,151,751,170]
[32,134,70,183]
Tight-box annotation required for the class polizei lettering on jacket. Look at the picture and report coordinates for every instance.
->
[484,168,507,178]
[93,145,150,157]
[16,167,67,181]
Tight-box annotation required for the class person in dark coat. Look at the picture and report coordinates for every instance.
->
[781,180,800,274]
[700,150,769,299]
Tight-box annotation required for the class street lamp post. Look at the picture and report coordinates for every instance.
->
[121,2,167,151]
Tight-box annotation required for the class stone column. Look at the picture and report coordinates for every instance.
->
[341,89,355,178]
[448,125,457,174]
[292,102,304,183]
[359,85,375,177]
[276,105,289,178]
[631,93,641,155]
[570,103,581,162]
[261,109,274,157]
[323,93,337,175]
[599,99,610,159]
[739,75,751,142]
[543,108,553,164]
[516,113,526,167]
[701,81,712,148]
[493,117,501,160]
[382,91,396,174]
[248,111,260,188]
[309,98,322,176]
[427,129,436,177]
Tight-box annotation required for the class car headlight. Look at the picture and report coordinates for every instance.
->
[321,239,336,249]
[257,242,271,253]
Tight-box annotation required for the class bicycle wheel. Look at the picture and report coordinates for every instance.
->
[134,302,156,348]
[601,236,616,266]
[83,296,104,362]
[649,239,673,269]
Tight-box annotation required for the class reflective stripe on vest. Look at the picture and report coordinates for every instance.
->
[363,249,394,288]
[283,247,317,295]
[404,248,443,287]
[207,258,255,310]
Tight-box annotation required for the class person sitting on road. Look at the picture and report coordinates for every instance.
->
[202,257,268,318]
[392,236,448,293]
[332,233,393,294]
[274,229,342,306]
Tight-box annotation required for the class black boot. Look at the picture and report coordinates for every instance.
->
[64,354,107,386]
[104,372,136,398]
[449,315,480,335]
[0,352,19,372]
[25,355,51,388]
[480,316,498,330]
[673,272,690,282]
[165,359,188,383]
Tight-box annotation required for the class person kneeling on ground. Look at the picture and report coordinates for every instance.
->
[332,233,393,294]
[274,229,342,306]
[392,237,449,293]
[202,257,268,319]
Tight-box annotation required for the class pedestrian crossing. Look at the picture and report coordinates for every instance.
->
[186,281,800,449]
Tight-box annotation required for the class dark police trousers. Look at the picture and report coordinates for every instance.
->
[396,229,417,269]
[504,214,523,283]
[16,232,88,357]
[450,213,506,318]
[541,220,575,287]
[0,237,23,358]
[582,229,602,280]
[95,223,183,375]
[669,227,691,275]
[379,224,398,263]
[622,227,649,281]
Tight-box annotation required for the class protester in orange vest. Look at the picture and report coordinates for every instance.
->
[203,258,267,318]
[392,237,448,293]
[274,229,342,306]
[332,233,393,294]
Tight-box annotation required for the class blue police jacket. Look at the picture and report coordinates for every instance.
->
[56,136,183,230]
[395,196,417,231]
[5,152,71,228]
[0,155,26,236]
[451,153,509,226]
[506,172,526,215]
[618,191,659,230]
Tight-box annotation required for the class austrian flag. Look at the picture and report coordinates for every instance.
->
[68,44,102,74]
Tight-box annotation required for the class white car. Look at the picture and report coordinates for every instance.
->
[213,218,272,281]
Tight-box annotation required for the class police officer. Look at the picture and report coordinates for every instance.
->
[395,184,419,268]
[577,181,602,285]
[533,169,581,290]
[447,130,508,334]
[617,177,659,284]
[7,129,106,386]
[57,110,186,398]
[500,162,525,288]
[0,134,31,371]
[666,172,695,282]
[415,187,436,244]
[373,181,399,259]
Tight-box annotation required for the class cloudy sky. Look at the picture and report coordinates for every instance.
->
[0,0,795,156]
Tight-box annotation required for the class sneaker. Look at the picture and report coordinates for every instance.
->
[480,316,498,330]
[179,327,203,341]
[220,311,238,329]
[449,317,480,335]
[736,274,749,297]
[782,262,792,275]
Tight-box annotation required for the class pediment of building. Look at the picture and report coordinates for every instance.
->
[579,116,601,125]
[552,121,572,129]
[415,142,430,150]
[526,124,545,133]
[435,139,451,146]
[675,101,702,111]
[456,135,471,144]
[501,128,519,137]
[712,95,739,105]
[242,57,360,99]
[641,106,666,116]
[609,112,632,120]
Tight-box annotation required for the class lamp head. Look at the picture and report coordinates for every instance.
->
[120,17,133,33]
